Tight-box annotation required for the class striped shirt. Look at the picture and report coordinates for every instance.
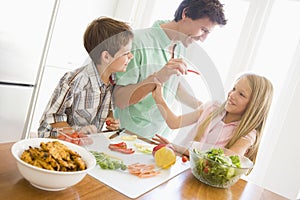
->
[38,62,114,137]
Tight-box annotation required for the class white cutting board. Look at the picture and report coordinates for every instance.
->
[85,132,190,199]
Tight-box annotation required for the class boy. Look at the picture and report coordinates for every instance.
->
[38,17,134,137]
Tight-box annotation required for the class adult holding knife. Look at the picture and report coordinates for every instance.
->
[38,17,134,138]
[114,0,227,139]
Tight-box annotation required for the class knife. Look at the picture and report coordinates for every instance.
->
[108,128,126,139]
[124,129,159,145]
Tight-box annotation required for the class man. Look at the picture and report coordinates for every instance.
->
[113,0,227,139]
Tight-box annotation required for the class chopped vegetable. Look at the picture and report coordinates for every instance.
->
[191,148,242,186]
[90,151,127,170]
[128,163,160,178]
[121,135,137,141]
[108,142,135,154]
[57,131,93,146]
[134,143,153,154]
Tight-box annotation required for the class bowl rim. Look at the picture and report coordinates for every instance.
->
[11,138,96,175]
[189,146,253,170]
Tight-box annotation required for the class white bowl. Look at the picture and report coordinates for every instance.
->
[11,138,96,191]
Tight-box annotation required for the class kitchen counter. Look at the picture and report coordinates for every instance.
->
[0,142,287,200]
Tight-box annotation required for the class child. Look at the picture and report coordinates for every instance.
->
[38,17,134,138]
[152,73,273,165]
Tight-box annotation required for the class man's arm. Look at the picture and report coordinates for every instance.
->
[113,74,157,109]
[176,81,202,109]
[114,58,188,109]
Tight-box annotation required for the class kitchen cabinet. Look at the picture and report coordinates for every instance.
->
[0,0,56,142]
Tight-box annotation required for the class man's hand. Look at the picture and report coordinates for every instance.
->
[155,58,187,83]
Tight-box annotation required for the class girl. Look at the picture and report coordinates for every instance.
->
[152,73,273,165]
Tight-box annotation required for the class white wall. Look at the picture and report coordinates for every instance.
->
[264,75,300,198]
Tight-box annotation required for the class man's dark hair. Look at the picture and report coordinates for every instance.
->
[174,0,227,25]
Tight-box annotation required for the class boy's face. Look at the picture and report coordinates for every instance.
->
[108,40,133,72]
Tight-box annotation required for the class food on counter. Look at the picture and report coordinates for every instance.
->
[90,151,127,170]
[152,144,167,156]
[128,163,160,178]
[134,143,154,154]
[121,135,138,141]
[105,119,112,126]
[153,145,176,169]
[20,141,86,171]
[190,148,242,186]
[108,142,135,154]
[57,130,93,146]
[181,155,189,163]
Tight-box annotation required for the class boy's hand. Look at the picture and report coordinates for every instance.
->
[105,117,120,130]
[79,125,98,134]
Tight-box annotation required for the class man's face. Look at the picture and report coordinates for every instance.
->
[179,17,216,47]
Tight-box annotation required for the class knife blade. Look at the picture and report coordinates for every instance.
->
[108,128,125,139]
[124,129,159,145]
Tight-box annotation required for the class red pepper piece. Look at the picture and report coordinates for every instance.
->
[110,142,127,148]
[108,143,135,154]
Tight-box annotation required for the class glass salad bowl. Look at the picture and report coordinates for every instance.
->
[188,141,253,188]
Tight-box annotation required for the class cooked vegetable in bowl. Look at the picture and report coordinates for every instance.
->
[11,138,96,191]
[189,143,253,188]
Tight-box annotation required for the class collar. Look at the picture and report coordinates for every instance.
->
[152,20,172,49]
[109,73,116,85]
[221,111,240,126]
[86,62,105,90]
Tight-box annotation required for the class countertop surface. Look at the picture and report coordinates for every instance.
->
[0,141,288,200]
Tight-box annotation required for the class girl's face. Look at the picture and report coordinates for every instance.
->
[225,77,252,118]
[108,40,133,72]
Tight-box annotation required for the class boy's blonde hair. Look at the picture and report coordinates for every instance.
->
[194,73,273,168]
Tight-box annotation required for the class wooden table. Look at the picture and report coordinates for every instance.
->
[0,142,287,200]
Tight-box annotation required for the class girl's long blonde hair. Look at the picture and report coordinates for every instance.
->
[194,73,273,167]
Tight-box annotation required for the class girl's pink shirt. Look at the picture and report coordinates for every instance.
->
[196,102,256,148]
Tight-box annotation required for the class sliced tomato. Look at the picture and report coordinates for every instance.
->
[71,132,79,138]
[105,119,112,126]
[57,134,66,140]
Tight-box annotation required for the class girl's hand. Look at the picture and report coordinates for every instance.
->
[152,80,163,103]
[152,134,171,145]
[105,117,120,130]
